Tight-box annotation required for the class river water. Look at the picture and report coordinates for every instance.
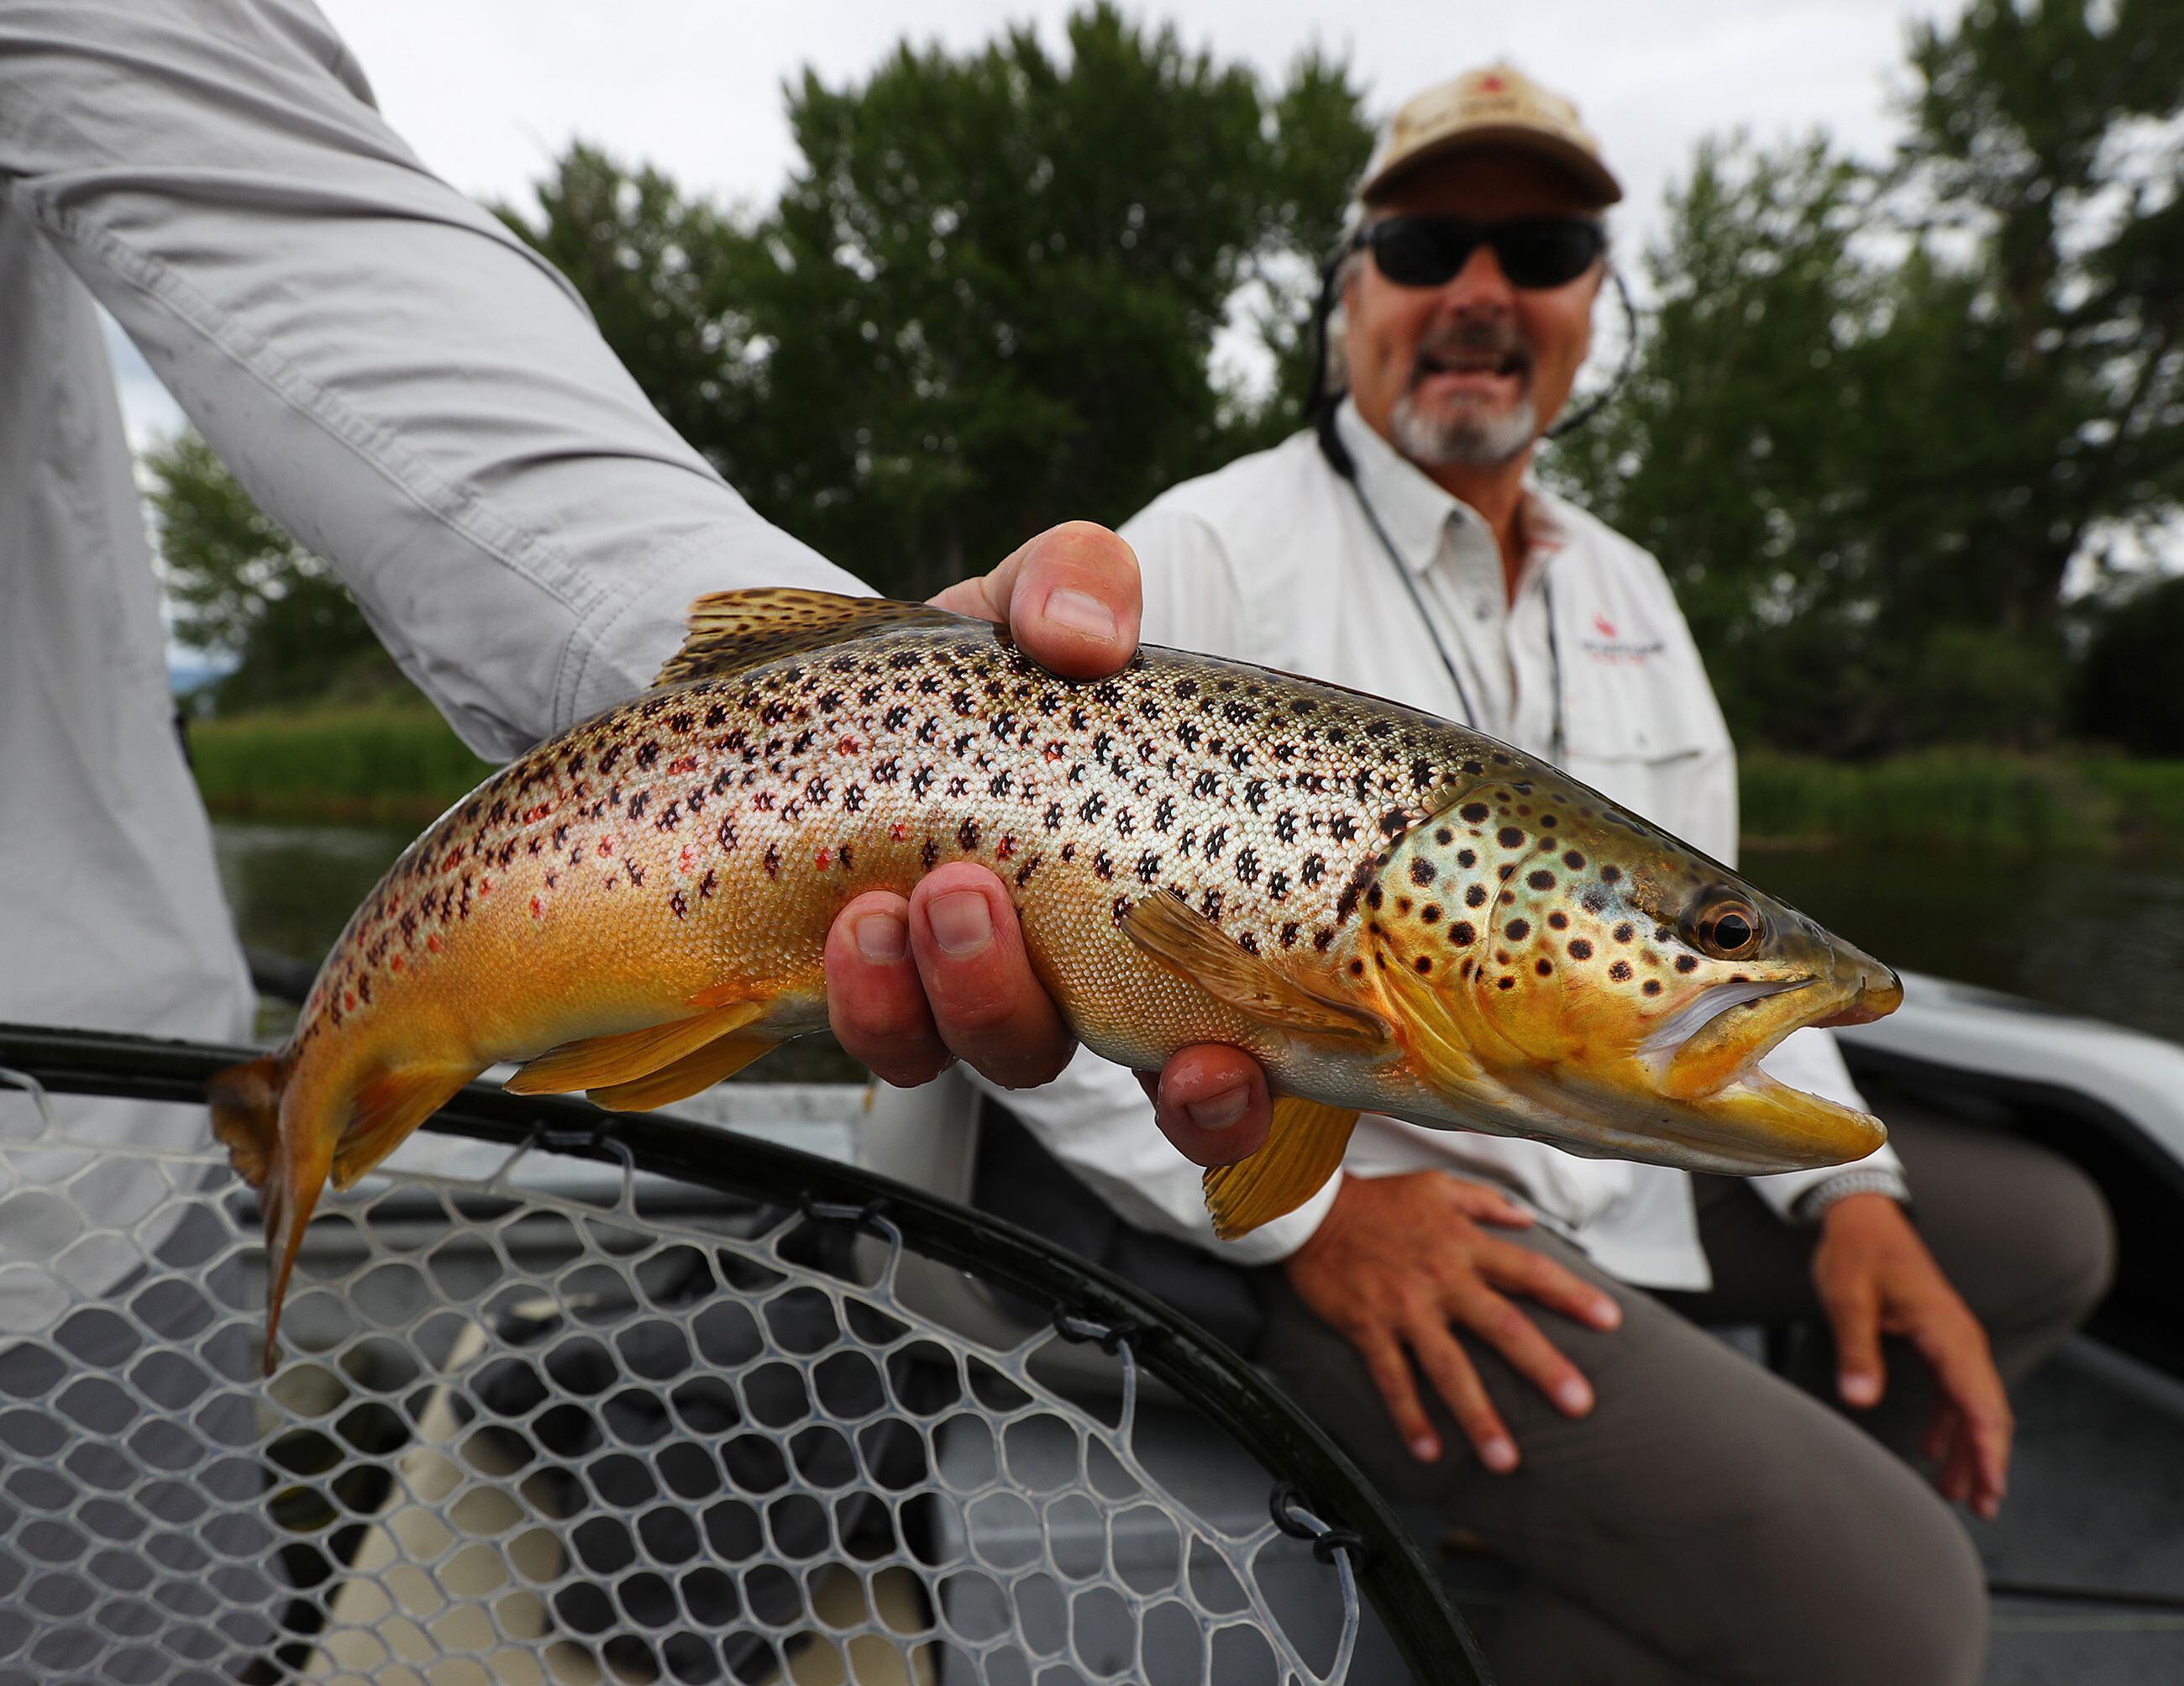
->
[208,819,2184,1051]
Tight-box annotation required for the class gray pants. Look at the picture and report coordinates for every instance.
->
[0,1190,285,1686]
[1251,1110,2115,1686]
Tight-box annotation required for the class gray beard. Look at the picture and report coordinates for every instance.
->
[1390,388,1539,468]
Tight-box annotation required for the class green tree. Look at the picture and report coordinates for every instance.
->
[150,431,402,712]
[501,6,1368,600]
[1557,0,2182,754]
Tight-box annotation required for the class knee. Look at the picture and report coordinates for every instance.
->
[1717,1445,1989,1686]
[2008,1150,2116,1336]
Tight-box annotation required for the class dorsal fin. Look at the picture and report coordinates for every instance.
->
[653,589,967,689]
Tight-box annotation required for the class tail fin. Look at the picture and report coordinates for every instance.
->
[208,1050,294,1194]
[209,1048,314,1372]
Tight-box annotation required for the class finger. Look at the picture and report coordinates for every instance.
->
[1440,1179,1536,1230]
[905,864,1074,1090]
[1352,1331,1443,1465]
[1136,1048,1271,1167]
[1482,1240,1622,1332]
[825,891,952,1087]
[1912,1318,2012,1517]
[1404,1316,1519,1473]
[930,521,1141,680]
[1447,1283,1595,1419]
[1824,1278,1886,1408]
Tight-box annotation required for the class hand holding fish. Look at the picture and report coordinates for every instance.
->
[1814,1195,2013,1518]
[823,520,1273,1152]
[1284,1171,1625,1470]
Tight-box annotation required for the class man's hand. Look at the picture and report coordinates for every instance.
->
[822,521,1275,1155]
[1813,1193,2013,1519]
[1285,1171,1623,1471]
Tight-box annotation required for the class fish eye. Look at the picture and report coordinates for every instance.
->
[1693,898,1763,959]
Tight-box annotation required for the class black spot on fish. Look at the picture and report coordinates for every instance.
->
[1569,938,1593,959]
[1465,885,1488,908]
[1499,827,1525,848]
[1536,958,1554,976]
[1675,954,1699,973]
[1506,917,1530,940]
[1609,959,1632,982]
[1451,921,1476,944]
[1602,864,1623,884]
[1643,978,1662,995]
[1528,869,1556,890]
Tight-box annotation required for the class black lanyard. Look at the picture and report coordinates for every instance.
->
[1315,408,1565,761]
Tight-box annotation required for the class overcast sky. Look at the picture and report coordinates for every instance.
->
[111,0,1967,446]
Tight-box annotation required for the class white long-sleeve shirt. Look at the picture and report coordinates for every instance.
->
[976,401,1902,1292]
[0,0,856,1321]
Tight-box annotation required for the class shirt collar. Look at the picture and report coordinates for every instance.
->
[1332,397,1570,591]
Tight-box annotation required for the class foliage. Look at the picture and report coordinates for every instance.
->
[1554,0,2183,753]
[186,706,491,825]
[149,433,404,713]
[1740,748,2113,849]
[497,6,1368,600]
[2079,574,2184,754]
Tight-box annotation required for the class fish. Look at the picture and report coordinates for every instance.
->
[210,589,1901,1361]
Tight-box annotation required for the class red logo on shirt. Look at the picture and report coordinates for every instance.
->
[1593,612,1619,639]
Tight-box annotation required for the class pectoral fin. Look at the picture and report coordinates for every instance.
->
[1121,892,1389,1045]
[505,1000,766,1096]
[1204,1097,1360,1239]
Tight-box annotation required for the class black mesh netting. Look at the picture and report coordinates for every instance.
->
[0,1098,1362,1685]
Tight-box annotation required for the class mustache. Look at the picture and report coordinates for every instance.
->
[1410,320,1535,385]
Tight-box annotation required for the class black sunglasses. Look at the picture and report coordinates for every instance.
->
[1352,216,1605,291]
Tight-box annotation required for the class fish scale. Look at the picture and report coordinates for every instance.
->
[211,590,1903,1364]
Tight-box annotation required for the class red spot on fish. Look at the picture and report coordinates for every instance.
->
[524,803,552,822]
[390,954,403,972]
[680,846,695,873]
[344,991,355,1012]
[530,896,543,919]
[815,847,832,869]
[996,836,1016,859]
[837,736,860,754]
[890,822,908,840]
[1045,742,1065,762]
[666,755,697,775]
[428,934,443,954]
[598,838,614,856]
[479,878,491,896]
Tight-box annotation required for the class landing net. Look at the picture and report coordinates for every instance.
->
[0,1029,1482,1685]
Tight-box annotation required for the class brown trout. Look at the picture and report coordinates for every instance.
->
[212,590,1900,1358]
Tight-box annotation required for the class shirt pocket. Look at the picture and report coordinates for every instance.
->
[1556,655,1735,851]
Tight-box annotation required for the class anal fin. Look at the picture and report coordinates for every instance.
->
[332,1064,476,1189]
[1122,893,1388,1045]
[1204,1098,1360,1240]
[588,1036,773,1111]
[504,1000,766,1096]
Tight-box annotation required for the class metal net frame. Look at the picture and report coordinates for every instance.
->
[0,1026,1485,1686]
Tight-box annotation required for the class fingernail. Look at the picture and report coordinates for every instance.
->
[1481,1437,1518,1473]
[1183,1085,1250,1132]
[1409,1436,1440,1463]
[853,910,906,964]
[1840,1372,1880,1407]
[927,890,993,957]
[1042,587,1117,642]
[1593,1297,1622,1329]
[1556,1378,1593,1416]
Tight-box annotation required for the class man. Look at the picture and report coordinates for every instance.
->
[976,64,2114,1684]
[0,3,1243,1674]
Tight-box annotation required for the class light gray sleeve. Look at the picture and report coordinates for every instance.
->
[0,0,859,759]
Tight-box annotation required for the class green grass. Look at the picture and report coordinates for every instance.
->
[188,706,2184,852]
[1740,749,2145,851]
[187,706,493,825]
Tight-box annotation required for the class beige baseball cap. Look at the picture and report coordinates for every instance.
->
[1357,63,1622,208]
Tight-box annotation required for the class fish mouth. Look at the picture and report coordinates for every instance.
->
[1651,963,1903,1104]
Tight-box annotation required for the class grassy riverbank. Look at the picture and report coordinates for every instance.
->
[186,706,492,826]
[1743,751,2184,851]
[188,708,2184,851]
